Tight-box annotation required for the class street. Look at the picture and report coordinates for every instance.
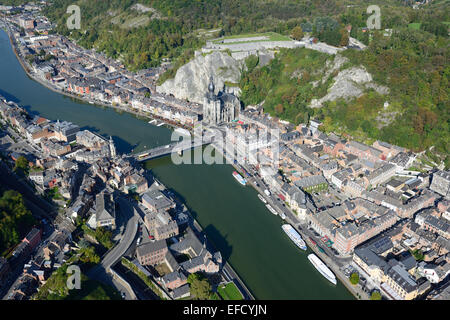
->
[86,196,138,299]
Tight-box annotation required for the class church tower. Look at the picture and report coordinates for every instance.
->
[203,76,221,125]
[203,75,240,125]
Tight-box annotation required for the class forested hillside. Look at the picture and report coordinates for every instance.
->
[4,0,449,164]
[39,0,344,71]
[0,189,35,255]
[240,23,449,165]
[37,0,446,70]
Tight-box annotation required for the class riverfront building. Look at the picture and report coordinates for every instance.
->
[142,190,175,212]
[144,210,179,241]
[203,77,240,125]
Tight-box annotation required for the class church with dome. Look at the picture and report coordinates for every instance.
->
[203,77,240,125]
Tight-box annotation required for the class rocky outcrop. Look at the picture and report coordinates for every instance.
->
[156,51,243,104]
[309,64,389,108]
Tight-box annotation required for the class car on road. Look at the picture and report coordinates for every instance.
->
[121,292,126,299]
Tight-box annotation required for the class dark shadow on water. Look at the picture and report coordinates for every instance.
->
[203,224,233,263]
[21,105,40,117]
[153,183,233,263]
[0,88,20,104]
[111,135,136,154]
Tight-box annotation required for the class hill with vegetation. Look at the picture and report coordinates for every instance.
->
[37,0,440,71]
[5,1,449,165]
[33,261,121,300]
[0,188,36,256]
[239,20,449,166]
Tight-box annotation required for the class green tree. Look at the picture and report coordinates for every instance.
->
[94,227,114,249]
[187,273,212,300]
[14,156,30,177]
[410,249,424,261]
[291,26,304,40]
[371,291,382,300]
[0,190,35,254]
[245,55,259,72]
[79,246,100,264]
[349,272,359,285]
[339,28,349,46]
[304,112,310,125]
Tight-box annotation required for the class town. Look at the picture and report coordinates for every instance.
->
[0,2,449,302]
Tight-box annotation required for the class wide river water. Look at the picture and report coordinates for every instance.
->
[0,29,353,299]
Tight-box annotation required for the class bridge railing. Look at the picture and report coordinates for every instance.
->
[134,137,214,160]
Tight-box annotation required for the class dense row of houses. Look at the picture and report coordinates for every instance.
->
[135,187,222,297]
[5,11,203,128]
[224,110,450,300]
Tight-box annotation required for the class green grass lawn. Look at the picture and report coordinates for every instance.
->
[217,282,243,300]
[408,23,421,30]
[212,32,291,44]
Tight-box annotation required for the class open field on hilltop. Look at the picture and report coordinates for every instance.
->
[212,32,292,44]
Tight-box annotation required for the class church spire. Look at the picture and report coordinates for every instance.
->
[208,75,215,93]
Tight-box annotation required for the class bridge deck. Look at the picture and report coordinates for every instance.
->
[134,137,213,161]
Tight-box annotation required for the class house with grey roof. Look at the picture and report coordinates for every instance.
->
[353,235,393,284]
[142,189,175,212]
[430,170,450,200]
[136,239,168,266]
[144,210,179,241]
[172,283,190,299]
[383,261,419,300]
[94,191,116,230]
[366,163,397,187]
[169,227,221,275]
[294,174,328,193]
[161,270,188,290]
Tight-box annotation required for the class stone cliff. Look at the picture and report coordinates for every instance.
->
[156,51,243,104]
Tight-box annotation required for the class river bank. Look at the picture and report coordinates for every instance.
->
[2,23,192,135]
[0,26,354,300]
[212,141,365,300]
[2,26,255,300]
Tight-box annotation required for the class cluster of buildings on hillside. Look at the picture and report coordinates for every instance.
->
[3,10,203,128]
[135,187,222,299]
[220,104,449,300]
[0,95,225,300]
[0,99,117,202]
[1,222,74,300]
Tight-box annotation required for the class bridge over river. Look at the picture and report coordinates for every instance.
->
[134,135,214,161]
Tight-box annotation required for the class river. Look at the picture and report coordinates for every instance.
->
[0,29,353,299]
